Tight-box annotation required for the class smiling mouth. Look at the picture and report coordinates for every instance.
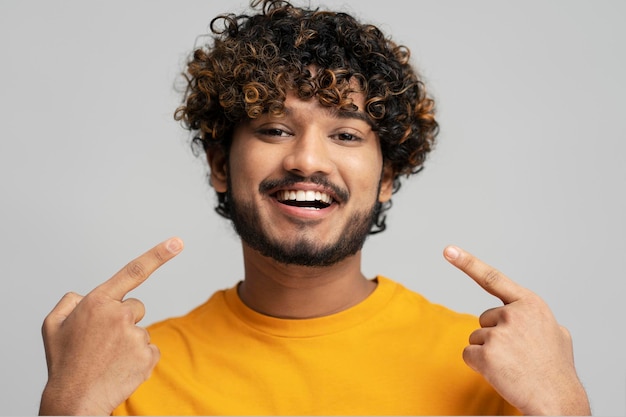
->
[274,190,334,210]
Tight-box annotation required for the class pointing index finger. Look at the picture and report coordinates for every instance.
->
[94,237,184,300]
[443,245,527,304]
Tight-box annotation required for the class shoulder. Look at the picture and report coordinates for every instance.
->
[145,287,232,343]
[377,275,480,334]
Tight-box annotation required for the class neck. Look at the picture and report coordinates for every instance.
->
[238,244,376,319]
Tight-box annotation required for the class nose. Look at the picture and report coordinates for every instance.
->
[282,130,335,178]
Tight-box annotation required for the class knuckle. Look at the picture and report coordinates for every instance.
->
[62,291,80,300]
[42,291,83,335]
[462,346,480,371]
[42,310,55,327]
[128,325,147,342]
[482,268,501,289]
[151,344,161,362]
[84,291,108,308]
[126,298,146,317]
[153,247,167,264]
[560,325,572,341]
[125,260,148,281]
[527,291,545,305]
[120,306,137,324]
[497,306,517,324]
[468,329,481,344]
[478,309,494,327]
[41,317,53,337]
[124,297,144,308]
[144,345,160,380]
[141,327,151,343]
[461,345,472,362]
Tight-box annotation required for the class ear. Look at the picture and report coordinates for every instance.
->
[378,163,394,203]
[207,148,228,193]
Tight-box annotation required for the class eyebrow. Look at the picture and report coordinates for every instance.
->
[281,106,377,130]
[336,109,377,130]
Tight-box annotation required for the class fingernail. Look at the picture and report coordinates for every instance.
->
[444,245,460,260]
[167,238,183,253]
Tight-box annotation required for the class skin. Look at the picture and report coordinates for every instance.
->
[39,238,183,415]
[443,246,590,415]
[39,93,591,415]
[208,92,393,318]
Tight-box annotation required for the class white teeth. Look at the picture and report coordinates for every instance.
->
[277,190,333,204]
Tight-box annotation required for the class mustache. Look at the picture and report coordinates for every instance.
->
[258,173,349,202]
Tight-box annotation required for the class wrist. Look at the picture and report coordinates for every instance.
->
[523,381,591,416]
[39,382,111,416]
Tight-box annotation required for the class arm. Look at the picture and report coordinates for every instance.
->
[39,237,184,416]
[444,245,591,416]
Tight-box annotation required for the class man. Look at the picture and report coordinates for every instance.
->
[39,0,590,415]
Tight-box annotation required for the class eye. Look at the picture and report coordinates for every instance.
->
[259,128,291,137]
[333,132,363,143]
[254,126,294,143]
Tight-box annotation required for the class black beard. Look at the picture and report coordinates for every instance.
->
[226,178,379,267]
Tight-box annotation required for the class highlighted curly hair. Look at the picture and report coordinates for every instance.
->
[174,0,439,233]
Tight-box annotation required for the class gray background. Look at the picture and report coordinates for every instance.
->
[1,0,624,415]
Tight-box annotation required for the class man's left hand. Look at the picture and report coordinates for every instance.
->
[444,245,591,416]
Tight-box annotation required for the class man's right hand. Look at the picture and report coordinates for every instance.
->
[39,237,184,416]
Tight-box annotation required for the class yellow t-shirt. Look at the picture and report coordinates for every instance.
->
[114,276,519,415]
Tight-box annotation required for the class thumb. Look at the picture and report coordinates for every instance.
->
[43,291,84,330]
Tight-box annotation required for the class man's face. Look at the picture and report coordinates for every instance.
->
[210,92,393,267]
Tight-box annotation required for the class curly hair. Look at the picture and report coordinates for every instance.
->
[174,0,439,233]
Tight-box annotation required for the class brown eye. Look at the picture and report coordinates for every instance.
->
[261,128,289,137]
[335,132,362,142]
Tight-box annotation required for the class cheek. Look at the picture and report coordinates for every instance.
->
[228,143,274,195]
[341,151,383,198]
